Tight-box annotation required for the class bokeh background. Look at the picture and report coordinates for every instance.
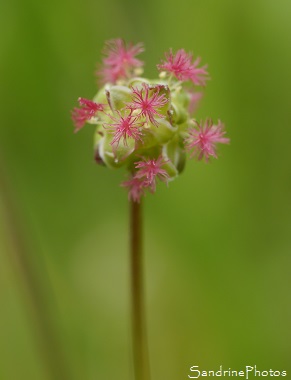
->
[1,0,291,379]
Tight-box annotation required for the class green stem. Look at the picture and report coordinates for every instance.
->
[130,200,151,380]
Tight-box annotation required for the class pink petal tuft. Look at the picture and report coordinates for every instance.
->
[72,98,105,132]
[185,119,230,161]
[97,39,144,84]
[157,49,209,85]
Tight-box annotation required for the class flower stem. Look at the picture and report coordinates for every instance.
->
[130,200,151,380]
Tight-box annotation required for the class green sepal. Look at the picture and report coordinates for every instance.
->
[162,158,178,180]
[147,118,177,144]
[163,136,186,174]
[93,86,108,104]
[172,90,189,108]
[171,101,188,125]
[100,132,135,168]
[106,85,132,111]
[127,77,150,87]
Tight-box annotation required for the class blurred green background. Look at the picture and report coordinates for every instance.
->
[1,0,291,379]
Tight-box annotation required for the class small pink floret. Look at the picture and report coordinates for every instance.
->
[157,49,209,86]
[185,119,230,162]
[121,177,148,203]
[126,84,168,126]
[98,39,144,84]
[108,112,144,147]
[103,39,144,68]
[135,155,169,191]
[72,98,104,132]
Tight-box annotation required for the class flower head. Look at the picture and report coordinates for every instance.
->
[72,98,105,132]
[73,39,230,202]
[107,111,144,147]
[98,39,144,84]
[158,49,209,86]
[185,119,230,161]
[126,84,168,126]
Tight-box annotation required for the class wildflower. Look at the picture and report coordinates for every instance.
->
[185,119,230,162]
[135,155,169,191]
[126,84,168,127]
[98,39,144,84]
[107,111,144,147]
[73,39,230,202]
[157,49,208,86]
[72,98,105,132]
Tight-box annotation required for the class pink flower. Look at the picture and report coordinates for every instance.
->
[157,49,209,86]
[107,111,144,147]
[98,39,144,84]
[121,155,170,202]
[72,98,105,132]
[126,84,168,126]
[121,176,148,203]
[185,119,230,162]
[135,155,169,191]
[103,39,144,68]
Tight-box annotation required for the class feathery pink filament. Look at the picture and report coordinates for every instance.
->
[72,98,105,132]
[98,39,144,84]
[158,49,209,86]
[121,176,148,203]
[135,155,169,191]
[108,112,144,147]
[185,119,230,161]
[127,84,168,126]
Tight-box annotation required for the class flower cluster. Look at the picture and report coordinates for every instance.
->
[72,39,229,202]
